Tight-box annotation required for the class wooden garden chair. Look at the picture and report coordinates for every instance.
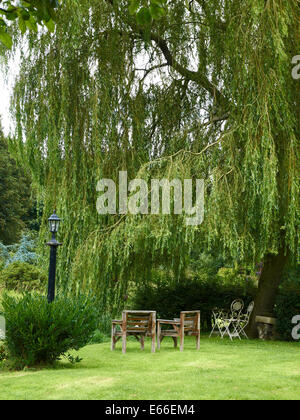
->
[111,310,156,353]
[157,310,200,352]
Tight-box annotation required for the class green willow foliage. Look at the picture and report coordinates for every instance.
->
[10,0,300,313]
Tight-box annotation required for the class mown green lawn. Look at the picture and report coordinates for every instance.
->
[1,335,300,400]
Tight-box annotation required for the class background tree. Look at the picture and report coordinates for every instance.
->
[0,128,33,244]
[9,0,300,335]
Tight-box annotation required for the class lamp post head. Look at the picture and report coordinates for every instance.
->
[48,211,61,234]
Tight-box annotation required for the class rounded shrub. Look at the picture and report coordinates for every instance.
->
[2,292,99,368]
[0,262,47,292]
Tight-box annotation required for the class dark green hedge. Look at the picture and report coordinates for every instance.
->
[133,279,300,340]
[132,279,257,332]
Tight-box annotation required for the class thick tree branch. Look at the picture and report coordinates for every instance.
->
[149,32,230,110]
[135,63,169,82]
[103,0,230,111]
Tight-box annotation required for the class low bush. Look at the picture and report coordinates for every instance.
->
[132,278,257,331]
[2,293,99,368]
[0,261,47,292]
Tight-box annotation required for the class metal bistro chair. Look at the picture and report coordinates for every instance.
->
[209,307,228,338]
[209,299,244,340]
[220,299,245,340]
[233,301,254,339]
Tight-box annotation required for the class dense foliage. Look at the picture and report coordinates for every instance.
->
[129,0,167,23]
[9,1,300,320]
[2,292,99,367]
[132,274,300,340]
[0,131,33,244]
[0,261,47,291]
[0,0,59,48]
[0,343,8,363]
[133,277,257,331]
[0,0,168,49]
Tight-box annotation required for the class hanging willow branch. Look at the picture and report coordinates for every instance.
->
[9,0,300,314]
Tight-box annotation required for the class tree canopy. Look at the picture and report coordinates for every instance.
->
[0,0,59,48]
[9,0,300,321]
[0,0,167,48]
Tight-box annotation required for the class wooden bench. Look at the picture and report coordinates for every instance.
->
[157,310,200,351]
[111,310,156,353]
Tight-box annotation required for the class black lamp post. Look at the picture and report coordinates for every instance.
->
[46,211,62,303]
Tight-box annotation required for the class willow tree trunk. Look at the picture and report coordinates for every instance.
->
[247,248,289,338]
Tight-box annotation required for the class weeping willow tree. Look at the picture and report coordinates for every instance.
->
[9,0,299,336]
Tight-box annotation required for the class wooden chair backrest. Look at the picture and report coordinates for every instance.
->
[123,311,154,333]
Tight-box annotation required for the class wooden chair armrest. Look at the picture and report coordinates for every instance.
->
[157,319,181,325]
[112,320,122,324]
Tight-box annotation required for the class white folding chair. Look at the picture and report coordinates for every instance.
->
[220,299,244,340]
[234,301,254,339]
[209,308,230,337]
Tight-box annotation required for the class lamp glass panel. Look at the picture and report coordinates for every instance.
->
[49,220,58,232]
